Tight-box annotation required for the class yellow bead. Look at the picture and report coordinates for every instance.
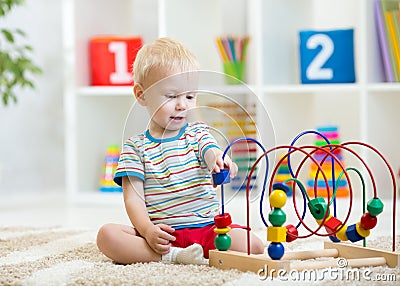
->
[214,227,231,234]
[316,215,332,226]
[356,222,370,238]
[270,190,287,208]
[267,226,287,243]
[335,224,348,241]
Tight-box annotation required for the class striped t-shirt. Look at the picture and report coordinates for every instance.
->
[114,121,220,229]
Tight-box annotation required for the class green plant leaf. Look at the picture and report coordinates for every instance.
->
[1,29,14,43]
[1,0,39,106]
[15,28,25,36]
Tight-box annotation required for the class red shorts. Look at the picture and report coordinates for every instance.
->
[171,224,245,258]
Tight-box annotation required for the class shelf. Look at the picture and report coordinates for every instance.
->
[64,0,400,204]
[261,84,362,94]
[77,84,256,97]
[77,86,133,97]
[367,83,400,92]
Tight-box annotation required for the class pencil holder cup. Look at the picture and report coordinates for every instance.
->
[223,61,245,84]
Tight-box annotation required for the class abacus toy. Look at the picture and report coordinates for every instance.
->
[99,144,122,192]
[306,126,349,198]
[209,130,399,275]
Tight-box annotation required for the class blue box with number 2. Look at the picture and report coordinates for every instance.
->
[299,29,355,84]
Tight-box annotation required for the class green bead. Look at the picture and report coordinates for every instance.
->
[268,208,286,226]
[367,198,384,216]
[214,234,232,251]
[308,197,329,220]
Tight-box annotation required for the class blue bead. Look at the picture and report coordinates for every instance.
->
[329,235,340,243]
[272,182,291,194]
[346,224,364,242]
[267,242,285,260]
[212,169,230,185]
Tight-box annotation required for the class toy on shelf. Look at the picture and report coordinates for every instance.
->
[209,102,258,192]
[272,155,293,196]
[209,130,399,275]
[99,144,122,192]
[307,125,349,198]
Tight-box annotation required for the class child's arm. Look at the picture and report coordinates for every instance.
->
[122,176,176,255]
[203,147,238,178]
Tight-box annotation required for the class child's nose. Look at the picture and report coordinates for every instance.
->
[175,96,187,109]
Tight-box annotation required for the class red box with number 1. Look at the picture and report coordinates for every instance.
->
[89,36,143,86]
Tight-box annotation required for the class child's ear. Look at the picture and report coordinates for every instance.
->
[133,83,146,106]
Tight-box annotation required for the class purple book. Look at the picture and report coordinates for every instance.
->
[375,0,395,82]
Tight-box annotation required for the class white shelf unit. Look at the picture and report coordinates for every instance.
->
[63,0,400,207]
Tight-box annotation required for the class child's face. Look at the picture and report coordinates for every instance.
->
[137,67,198,138]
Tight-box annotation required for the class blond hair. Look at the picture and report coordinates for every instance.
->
[133,37,199,84]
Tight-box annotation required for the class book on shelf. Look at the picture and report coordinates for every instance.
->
[375,0,400,82]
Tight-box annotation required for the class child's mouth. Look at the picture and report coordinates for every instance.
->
[170,116,184,121]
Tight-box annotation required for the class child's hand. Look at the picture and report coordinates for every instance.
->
[213,154,238,179]
[144,224,176,255]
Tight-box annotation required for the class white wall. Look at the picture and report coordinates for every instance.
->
[0,0,64,194]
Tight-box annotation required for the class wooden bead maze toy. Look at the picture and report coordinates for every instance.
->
[209,130,399,275]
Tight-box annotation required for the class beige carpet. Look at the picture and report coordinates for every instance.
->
[0,226,399,285]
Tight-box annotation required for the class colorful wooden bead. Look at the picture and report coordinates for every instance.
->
[335,224,348,241]
[316,215,332,226]
[214,213,232,228]
[356,222,370,238]
[214,234,231,251]
[346,224,364,242]
[308,197,329,220]
[367,198,384,216]
[268,208,286,227]
[269,190,287,208]
[285,224,298,242]
[213,227,231,235]
[329,236,341,242]
[268,242,285,260]
[360,212,377,230]
[324,216,342,235]
[212,169,230,185]
[267,226,287,243]
[272,182,291,194]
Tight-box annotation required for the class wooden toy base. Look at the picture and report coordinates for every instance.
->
[209,241,400,276]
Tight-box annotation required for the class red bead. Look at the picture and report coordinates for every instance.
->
[360,212,377,230]
[214,213,232,228]
[285,224,298,242]
[324,216,342,235]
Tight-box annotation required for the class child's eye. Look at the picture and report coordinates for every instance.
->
[165,94,177,99]
[186,93,197,100]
